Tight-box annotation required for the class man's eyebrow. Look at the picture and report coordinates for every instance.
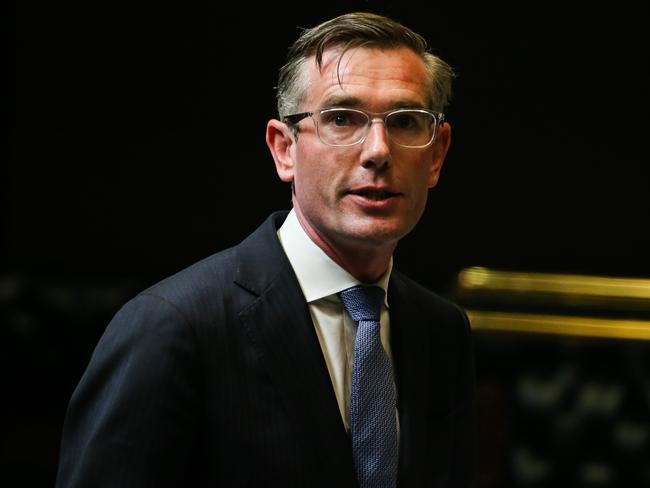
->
[320,96,363,108]
[320,96,428,110]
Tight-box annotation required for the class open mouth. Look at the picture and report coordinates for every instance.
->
[352,189,400,200]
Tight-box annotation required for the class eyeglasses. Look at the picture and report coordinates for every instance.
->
[283,107,445,148]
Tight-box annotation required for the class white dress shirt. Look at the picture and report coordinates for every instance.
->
[277,209,393,430]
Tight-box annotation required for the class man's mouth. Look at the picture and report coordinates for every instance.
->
[350,188,401,200]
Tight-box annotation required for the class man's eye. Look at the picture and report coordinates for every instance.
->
[322,110,365,127]
[391,114,417,129]
[333,113,350,126]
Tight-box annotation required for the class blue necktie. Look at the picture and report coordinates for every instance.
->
[339,285,398,488]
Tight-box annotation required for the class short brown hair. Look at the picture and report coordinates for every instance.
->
[276,12,456,118]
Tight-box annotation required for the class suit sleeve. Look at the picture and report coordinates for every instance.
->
[55,293,202,488]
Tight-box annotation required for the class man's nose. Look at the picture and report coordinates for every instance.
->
[361,120,392,170]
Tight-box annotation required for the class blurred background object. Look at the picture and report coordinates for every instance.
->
[450,267,650,487]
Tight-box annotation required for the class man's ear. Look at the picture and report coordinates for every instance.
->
[427,122,451,188]
[266,119,296,183]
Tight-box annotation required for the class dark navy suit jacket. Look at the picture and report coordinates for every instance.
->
[55,211,476,487]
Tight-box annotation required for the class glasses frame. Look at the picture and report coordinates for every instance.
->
[283,107,445,148]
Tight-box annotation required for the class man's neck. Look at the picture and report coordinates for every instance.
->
[292,205,395,284]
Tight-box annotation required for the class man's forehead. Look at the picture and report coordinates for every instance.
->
[301,46,430,107]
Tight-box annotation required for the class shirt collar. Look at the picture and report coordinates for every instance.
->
[277,209,392,306]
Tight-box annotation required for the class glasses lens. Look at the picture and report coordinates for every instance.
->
[314,108,439,147]
[386,110,437,147]
[316,109,369,146]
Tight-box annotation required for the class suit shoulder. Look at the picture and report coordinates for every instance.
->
[390,269,468,325]
[135,211,288,310]
[145,246,237,297]
[120,245,242,325]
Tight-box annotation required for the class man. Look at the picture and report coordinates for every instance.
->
[56,12,476,488]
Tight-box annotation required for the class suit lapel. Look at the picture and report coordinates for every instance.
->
[389,272,433,476]
[234,212,353,464]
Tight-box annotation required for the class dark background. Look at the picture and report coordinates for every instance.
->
[5,1,649,486]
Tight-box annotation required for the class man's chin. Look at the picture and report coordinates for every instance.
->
[338,220,409,248]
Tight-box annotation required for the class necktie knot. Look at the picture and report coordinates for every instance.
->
[339,285,385,323]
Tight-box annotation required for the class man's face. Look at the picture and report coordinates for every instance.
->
[278,46,450,254]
